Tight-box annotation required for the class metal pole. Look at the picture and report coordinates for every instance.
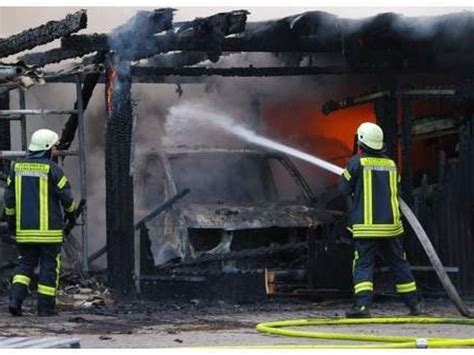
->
[75,74,88,272]
[0,109,78,116]
[0,149,79,159]
[19,89,27,150]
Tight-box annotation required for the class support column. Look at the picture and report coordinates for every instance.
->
[19,89,27,151]
[0,91,10,176]
[105,56,135,297]
[374,94,398,161]
[75,75,89,272]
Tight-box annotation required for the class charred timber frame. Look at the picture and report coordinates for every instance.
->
[43,66,474,85]
[401,97,414,203]
[105,57,135,297]
[61,10,248,62]
[19,48,96,67]
[60,11,474,62]
[18,9,175,67]
[0,10,87,58]
[45,65,359,84]
[374,76,398,161]
[322,89,457,116]
[57,53,106,154]
[375,93,398,161]
[103,9,176,297]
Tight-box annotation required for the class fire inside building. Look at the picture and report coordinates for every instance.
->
[0,9,473,308]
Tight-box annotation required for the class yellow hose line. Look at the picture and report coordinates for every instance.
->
[255,317,474,348]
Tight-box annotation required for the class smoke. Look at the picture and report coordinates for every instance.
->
[167,102,343,174]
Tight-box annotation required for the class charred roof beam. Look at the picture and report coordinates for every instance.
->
[0,10,87,58]
[61,10,249,62]
[323,88,459,115]
[18,48,97,67]
[60,10,474,66]
[107,8,174,61]
[43,64,473,84]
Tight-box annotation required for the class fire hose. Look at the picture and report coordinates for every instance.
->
[255,317,474,348]
[253,159,474,348]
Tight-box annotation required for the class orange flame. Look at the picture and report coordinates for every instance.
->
[261,96,457,188]
[261,100,375,187]
[262,101,375,165]
[105,66,117,114]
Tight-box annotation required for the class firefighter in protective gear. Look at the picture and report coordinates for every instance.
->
[339,122,423,318]
[3,129,76,316]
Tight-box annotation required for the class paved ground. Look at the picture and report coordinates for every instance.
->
[0,295,473,348]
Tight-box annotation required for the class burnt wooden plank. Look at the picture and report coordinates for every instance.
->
[0,10,87,58]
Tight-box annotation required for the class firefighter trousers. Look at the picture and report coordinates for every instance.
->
[10,243,61,311]
[352,236,419,307]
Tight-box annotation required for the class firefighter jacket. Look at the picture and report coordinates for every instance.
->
[3,151,76,243]
[338,152,404,238]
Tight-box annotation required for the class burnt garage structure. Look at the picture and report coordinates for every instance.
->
[0,9,473,301]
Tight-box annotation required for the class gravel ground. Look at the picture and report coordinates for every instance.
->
[0,295,473,348]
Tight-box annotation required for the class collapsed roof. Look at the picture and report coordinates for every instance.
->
[0,9,473,86]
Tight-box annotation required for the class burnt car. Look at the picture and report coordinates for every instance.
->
[134,147,350,300]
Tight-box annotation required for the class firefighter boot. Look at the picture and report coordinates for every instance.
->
[9,284,28,316]
[404,292,426,316]
[37,295,58,317]
[345,304,371,318]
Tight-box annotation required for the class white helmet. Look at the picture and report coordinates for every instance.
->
[357,122,384,151]
[28,129,59,152]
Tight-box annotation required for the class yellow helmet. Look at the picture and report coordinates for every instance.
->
[28,129,59,152]
[357,122,384,151]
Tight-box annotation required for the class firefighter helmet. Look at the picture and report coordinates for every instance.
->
[28,129,59,152]
[356,122,384,151]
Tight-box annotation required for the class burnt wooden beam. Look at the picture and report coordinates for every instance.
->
[374,79,398,161]
[57,73,102,153]
[19,48,95,67]
[108,8,174,61]
[24,10,175,67]
[62,33,108,53]
[130,65,356,79]
[56,52,105,154]
[375,96,398,161]
[401,97,414,203]
[105,56,135,297]
[62,10,248,62]
[43,64,474,84]
[147,52,210,67]
[45,72,204,84]
[61,11,337,54]
[322,87,459,116]
[60,11,474,63]
[61,28,330,56]
[410,116,458,138]
[221,11,344,53]
[0,10,87,58]
[323,91,391,116]
[59,9,175,59]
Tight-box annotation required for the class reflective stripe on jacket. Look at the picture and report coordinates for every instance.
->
[338,152,404,238]
[3,153,76,243]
